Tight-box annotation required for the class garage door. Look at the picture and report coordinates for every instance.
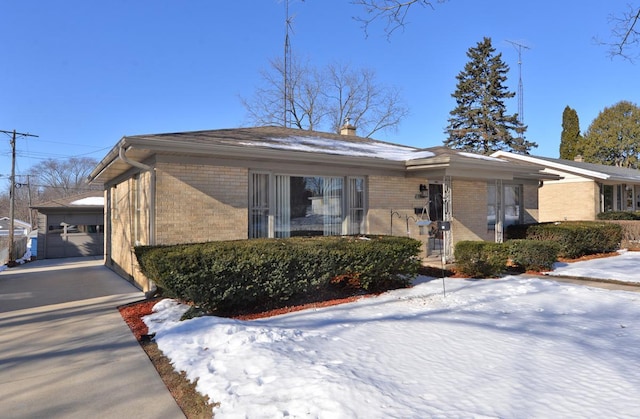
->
[45,214,104,258]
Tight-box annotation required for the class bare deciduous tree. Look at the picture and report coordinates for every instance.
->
[0,157,101,227]
[603,4,640,61]
[353,1,640,61]
[351,0,448,37]
[241,57,409,138]
[31,157,100,201]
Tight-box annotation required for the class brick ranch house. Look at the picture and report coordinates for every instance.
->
[492,151,640,222]
[88,126,557,291]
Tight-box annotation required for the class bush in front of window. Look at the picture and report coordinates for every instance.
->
[525,221,622,259]
[134,235,422,316]
[507,240,560,272]
[453,241,509,278]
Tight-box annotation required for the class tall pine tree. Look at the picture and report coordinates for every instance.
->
[444,37,535,154]
[559,106,583,160]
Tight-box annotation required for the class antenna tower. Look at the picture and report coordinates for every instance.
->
[506,40,530,129]
[283,0,294,128]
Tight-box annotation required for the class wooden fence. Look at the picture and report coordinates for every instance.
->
[0,236,28,265]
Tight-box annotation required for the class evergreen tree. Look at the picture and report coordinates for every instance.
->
[444,37,535,154]
[559,106,583,160]
[582,100,640,168]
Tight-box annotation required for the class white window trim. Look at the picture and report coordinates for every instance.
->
[249,171,367,238]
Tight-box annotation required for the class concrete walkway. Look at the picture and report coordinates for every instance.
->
[0,257,185,419]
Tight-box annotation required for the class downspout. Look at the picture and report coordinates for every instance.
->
[119,146,156,246]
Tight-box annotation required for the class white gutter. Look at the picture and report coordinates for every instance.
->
[119,145,152,172]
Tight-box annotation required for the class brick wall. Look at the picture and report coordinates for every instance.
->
[451,179,493,242]
[539,181,598,221]
[107,164,249,290]
[108,178,139,287]
[155,162,248,244]
[367,175,428,256]
[368,175,425,237]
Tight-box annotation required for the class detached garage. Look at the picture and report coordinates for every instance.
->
[31,192,104,259]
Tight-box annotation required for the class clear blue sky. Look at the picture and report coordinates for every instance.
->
[1,0,637,182]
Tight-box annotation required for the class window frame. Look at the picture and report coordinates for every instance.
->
[249,171,366,238]
[487,181,523,231]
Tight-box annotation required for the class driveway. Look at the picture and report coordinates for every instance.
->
[0,257,185,419]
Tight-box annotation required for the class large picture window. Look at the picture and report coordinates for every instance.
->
[250,173,365,238]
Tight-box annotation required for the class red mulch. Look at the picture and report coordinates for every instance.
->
[119,295,372,342]
[119,299,161,340]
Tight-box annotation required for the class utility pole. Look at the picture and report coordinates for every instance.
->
[26,175,33,227]
[1,129,38,264]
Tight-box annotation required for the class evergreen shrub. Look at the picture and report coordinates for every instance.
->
[525,221,622,258]
[596,211,640,220]
[135,235,422,314]
[507,239,559,272]
[453,241,508,278]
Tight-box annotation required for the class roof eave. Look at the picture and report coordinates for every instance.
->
[491,151,611,180]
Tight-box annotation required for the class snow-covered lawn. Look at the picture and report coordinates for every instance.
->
[145,252,640,418]
[547,250,640,283]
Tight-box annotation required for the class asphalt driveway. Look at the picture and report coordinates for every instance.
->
[0,257,185,419]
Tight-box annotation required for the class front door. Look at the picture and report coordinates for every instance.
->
[428,183,444,252]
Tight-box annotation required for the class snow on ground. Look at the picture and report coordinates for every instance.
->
[547,250,640,283]
[144,252,640,419]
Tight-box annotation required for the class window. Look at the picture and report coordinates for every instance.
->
[487,183,496,230]
[625,185,634,211]
[48,224,103,235]
[111,186,119,220]
[503,184,521,228]
[249,173,269,238]
[133,174,142,245]
[250,173,365,238]
[347,177,365,235]
[601,184,614,212]
[488,182,522,230]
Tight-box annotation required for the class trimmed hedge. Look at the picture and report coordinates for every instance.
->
[135,235,422,314]
[597,211,640,220]
[507,239,559,272]
[453,241,509,278]
[525,221,622,258]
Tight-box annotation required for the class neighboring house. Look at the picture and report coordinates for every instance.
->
[0,217,31,264]
[88,126,557,291]
[0,217,31,237]
[31,191,105,259]
[492,151,640,222]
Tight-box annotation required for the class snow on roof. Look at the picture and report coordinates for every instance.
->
[238,135,434,161]
[458,151,505,162]
[70,197,104,206]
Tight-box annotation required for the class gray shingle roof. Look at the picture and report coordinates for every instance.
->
[523,155,640,182]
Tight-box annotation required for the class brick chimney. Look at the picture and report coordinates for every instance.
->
[340,118,356,136]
